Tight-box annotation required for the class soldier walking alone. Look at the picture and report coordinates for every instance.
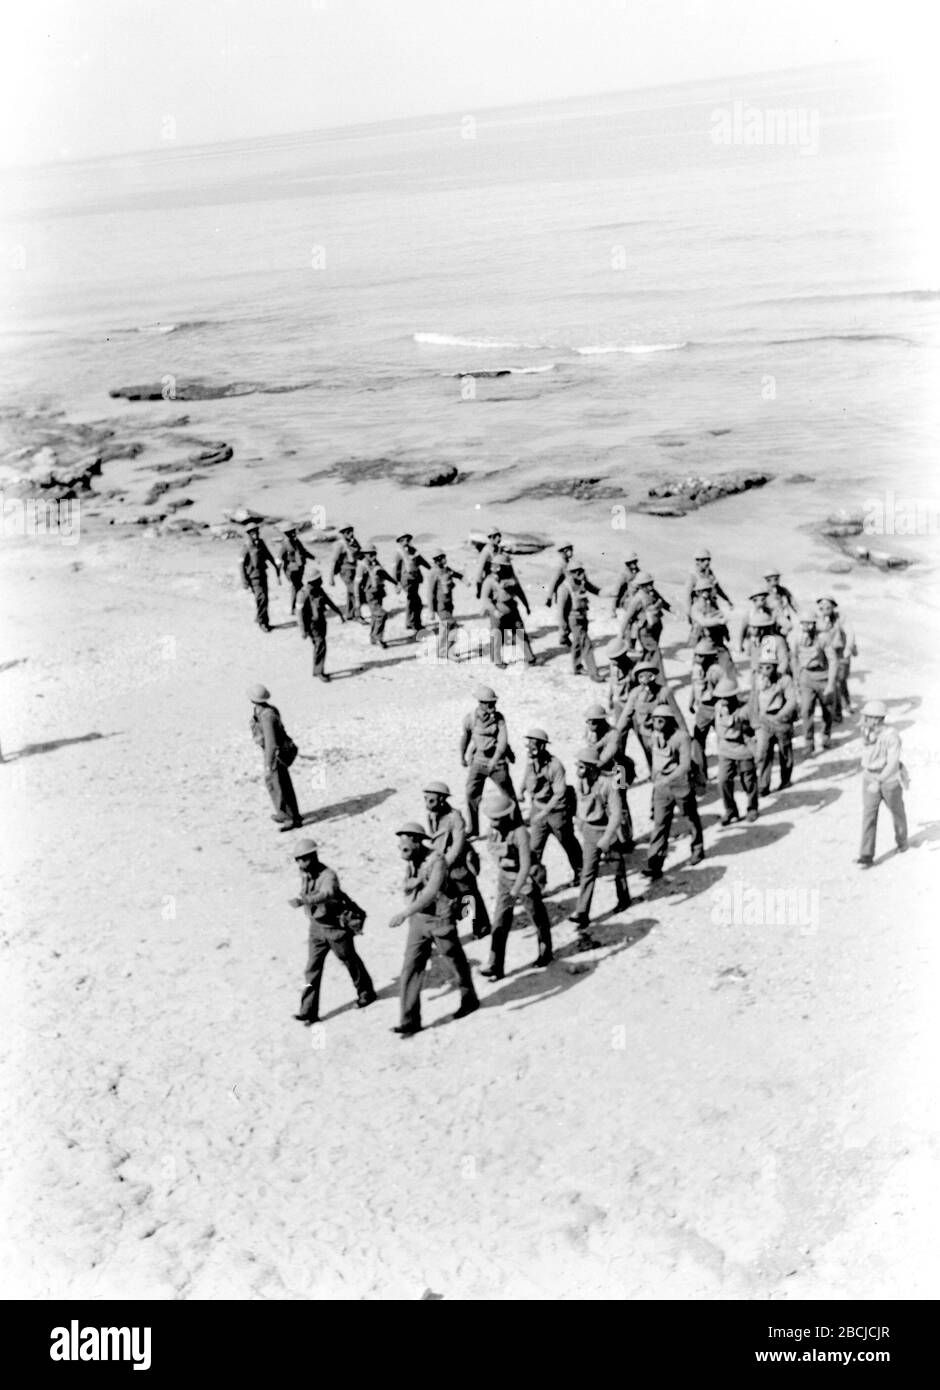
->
[248,684,302,830]
[856,700,908,868]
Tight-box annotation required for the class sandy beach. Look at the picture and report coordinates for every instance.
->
[2,474,938,1298]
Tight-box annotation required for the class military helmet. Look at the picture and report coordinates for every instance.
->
[574,745,600,766]
[652,703,675,720]
[293,838,318,858]
[422,780,451,797]
[749,613,775,629]
[481,790,515,819]
[635,660,659,675]
[395,822,429,840]
[633,570,654,586]
[605,638,632,660]
[474,685,498,704]
[584,704,607,721]
[248,683,270,702]
[694,636,719,655]
[694,546,711,560]
[860,700,887,719]
[525,727,550,743]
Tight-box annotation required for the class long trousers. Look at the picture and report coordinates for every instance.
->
[451,867,491,935]
[368,604,387,644]
[528,808,582,879]
[755,725,793,793]
[860,781,908,859]
[631,723,653,778]
[571,620,598,678]
[399,913,477,1028]
[834,657,852,721]
[264,762,300,822]
[488,876,552,973]
[800,680,832,745]
[575,824,630,921]
[465,759,516,837]
[404,588,423,633]
[494,621,536,666]
[557,604,572,647]
[286,570,303,614]
[647,782,704,871]
[717,754,758,818]
[249,581,269,629]
[691,708,716,783]
[305,627,327,676]
[299,926,374,1021]
[341,576,360,620]
[436,609,458,659]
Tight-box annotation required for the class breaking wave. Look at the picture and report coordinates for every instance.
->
[452,363,557,378]
[574,341,688,355]
[414,332,539,349]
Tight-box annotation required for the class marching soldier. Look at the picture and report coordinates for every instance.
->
[519,728,582,886]
[278,526,316,615]
[584,704,635,846]
[569,745,631,939]
[643,703,705,882]
[427,549,463,659]
[620,572,671,656]
[688,634,735,786]
[856,700,908,868]
[459,686,517,838]
[240,521,280,631]
[742,612,791,675]
[713,678,759,824]
[683,546,732,622]
[289,838,375,1025]
[475,527,504,598]
[389,824,479,1035]
[547,543,575,647]
[688,578,730,648]
[479,790,554,979]
[791,611,837,753]
[561,563,603,680]
[393,533,430,639]
[748,654,798,793]
[482,560,537,667]
[423,780,490,939]
[763,567,797,629]
[613,550,642,620]
[359,546,395,648]
[616,658,669,775]
[329,525,364,622]
[605,637,637,721]
[248,684,302,830]
[816,596,856,722]
[297,564,345,682]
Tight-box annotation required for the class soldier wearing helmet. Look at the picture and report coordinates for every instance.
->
[643,703,705,881]
[289,837,375,1025]
[683,546,732,626]
[856,701,908,867]
[248,684,302,830]
[478,789,553,980]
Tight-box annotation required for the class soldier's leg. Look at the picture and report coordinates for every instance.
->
[487,763,517,806]
[464,762,487,838]
[778,728,794,787]
[557,602,571,648]
[486,881,515,976]
[265,764,291,820]
[574,826,602,922]
[883,782,908,850]
[717,755,739,820]
[571,625,584,674]
[582,634,600,680]
[433,924,479,1008]
[755,726,774,795]
[859,785,881,861]
[527,815,550,864]
[800,684,815,747]
[399,917,434,1028]
[681,788,705,859]
[519,626,537,666]
[406,589,423,634]
[370,605,387,646]
[298,935,331,1021]
[838,657,852,715]
[524,882,553,963]
[692,721,709,784]
[549,810,583,879]
[467,874,491,937]
[820,688,833,744]
[613,844,631,909]
[329,932,375,1003]
[289,572,302,614]
[632,723,653,779]
[740,756,759,816]
[253,582,270,631]
[276,765,301,825]
[646,786,674,874]
[311,628,327,677]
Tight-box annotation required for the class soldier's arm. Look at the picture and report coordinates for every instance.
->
[258,708,280,772]
[443,814,466,869]
[416,553,431,572]
[515,580,531,614]
[240,551,251,588]
[262,540,280,576]
[392,554,404,588]
[598,780,623,850]
[671,732,693,781]
[474,552,489,596]
[548,567,564,603]
[401,855,446,918]
[426,573,439,612]
[324,591,345,619]
[299,868,340,907]
[458,715,472,763]
[780,677,798,721]
[328,543,343,584]
[585,578,601,596]
[492,717,509,765]
[824,645,838,690]
[655,587,673,612]
[544,759,568,815]
[715,580,732,607]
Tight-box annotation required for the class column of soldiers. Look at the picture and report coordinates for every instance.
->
[241,526,905,1036]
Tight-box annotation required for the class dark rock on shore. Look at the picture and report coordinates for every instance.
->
[188,444,233,465]
[636,470,772,514]
[406,464,460,488]
[110,380,314,402]
[786,472,816,484]
[500,476,622,504]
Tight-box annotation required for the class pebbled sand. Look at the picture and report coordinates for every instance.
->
[1,512,938,1301]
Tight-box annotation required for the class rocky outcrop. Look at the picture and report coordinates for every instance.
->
[406,464,460,488]
[636,470,772,515]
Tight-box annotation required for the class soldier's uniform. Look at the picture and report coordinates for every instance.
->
[481,569,536,667]
[584,707,635,848]
[329,528,364,621]
[743,615,791,675]
[292,842,375,1023]
[613,552,642,617]
[393,535,430,637]
[297,571,344,680]
[615,664,666,774]
[360,551,395,647]
[547,545,574,647]
[816,599,855,722]
[474,530,505,598]
[278,529,315,615]
[764,570,797,631]
[688,585,730,648]
[645,712,704,878]
[426,554,463,659]
[688,640,734,785]
[249,687,301,828]
[683,552,731,622]
[605,638,637,722]
[560,567,601,679]
[520,733,582,882]
[480,799,553,979]
[459,691,517,838]
[241,526,279,630]
[425,785,491,939]
[858,703,908,864]
[621,574,671,654]
[714,684,759,822]
[748,661,798,793]
[791,618,838,750]
[396,839,478,1032]
[572,750,631,927]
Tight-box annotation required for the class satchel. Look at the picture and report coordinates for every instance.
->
[337,891,366,934]
[279,734,299,767]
